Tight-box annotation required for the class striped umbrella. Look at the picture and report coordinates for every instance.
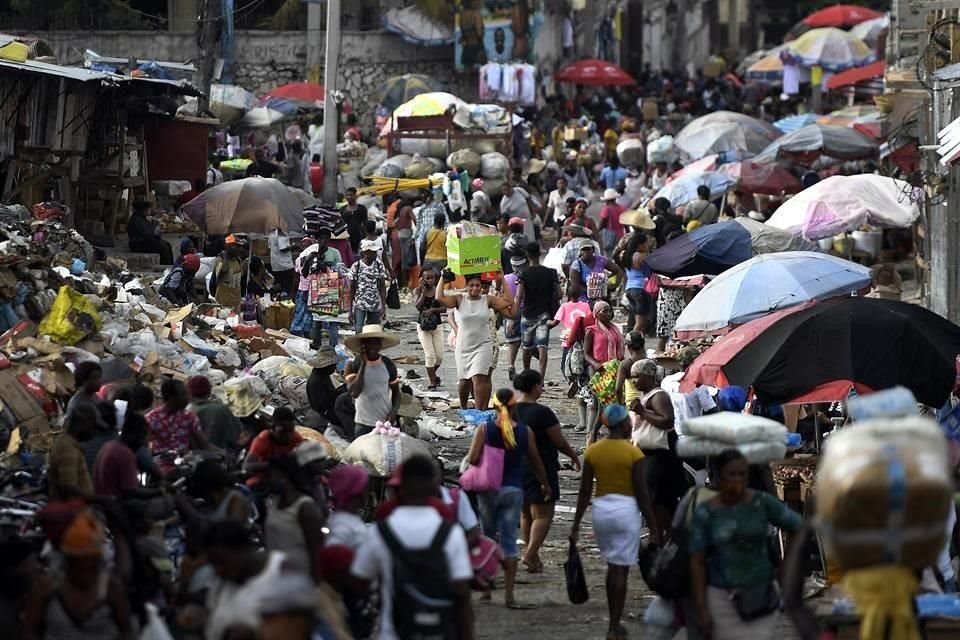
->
[376,74,445,111]
[774,113,819,134]
[782,27,875,72]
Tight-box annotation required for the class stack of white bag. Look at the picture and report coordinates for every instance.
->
[678,411,787,463]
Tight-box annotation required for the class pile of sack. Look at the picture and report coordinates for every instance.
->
[677,411,788,463]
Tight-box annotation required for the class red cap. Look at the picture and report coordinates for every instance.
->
[182,253,201,272]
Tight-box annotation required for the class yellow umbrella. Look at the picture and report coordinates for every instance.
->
[746,53,784,82]
[380,92,466,137]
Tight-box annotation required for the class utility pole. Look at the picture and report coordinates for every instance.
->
[197,0,219,115]
[321,0,342,202]
[306,0,322,84]
[728,0,740,61]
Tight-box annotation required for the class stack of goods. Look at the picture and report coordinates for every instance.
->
[677,411,788,463]
[771,457,818,502]
[816,416,953,572]
[302,206,346,236]
[446,222,501,276]
[308,269,348,317]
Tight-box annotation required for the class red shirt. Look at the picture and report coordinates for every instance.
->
[93,440,138,499]
[600,204,626,239]
[146,406,202,455]
[246,429,305,486]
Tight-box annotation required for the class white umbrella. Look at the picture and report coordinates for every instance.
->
[238,106,288,128]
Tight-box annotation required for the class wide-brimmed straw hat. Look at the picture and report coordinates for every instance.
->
[620,209,657,230]
[344,324,401,352]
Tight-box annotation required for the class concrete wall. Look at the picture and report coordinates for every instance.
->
[32,30,465,126]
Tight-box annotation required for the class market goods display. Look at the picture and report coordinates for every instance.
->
[446,222,501,275]
[815,416,953,571]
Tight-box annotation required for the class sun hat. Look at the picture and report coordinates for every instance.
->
[344,324,401,352]
[294,440,328,467]
[526,158,546,175]
[602,188,620,202]
[619,209,657,230]
[327,464,370,510]
[602,404,630,426]
[359,239,379,253]
[306,347,339,369]
[631,359,658,378]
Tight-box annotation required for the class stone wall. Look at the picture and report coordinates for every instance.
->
[27,30,468,126]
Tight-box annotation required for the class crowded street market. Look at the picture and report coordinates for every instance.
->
[0,1,959,639]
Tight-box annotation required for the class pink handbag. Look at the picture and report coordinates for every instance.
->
[470,534,504,590]
[458,444,505,492]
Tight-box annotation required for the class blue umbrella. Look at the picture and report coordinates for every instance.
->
[773,113,819,134]
[654,171,737,208]
[673,251,872,337]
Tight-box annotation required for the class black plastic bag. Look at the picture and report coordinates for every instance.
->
[564,541,589,604]
[386,279,401,310]
[638,538,690,600]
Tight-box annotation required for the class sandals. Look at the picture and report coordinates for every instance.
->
[505,600,537,610]
[522,558,543,573]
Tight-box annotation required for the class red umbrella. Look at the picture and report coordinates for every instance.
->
[802,5,883,28]
[263,82,325,104]
[555,58,636,86]
[717,162,802,195]
[679,305,810,392]
[825,60,886,90]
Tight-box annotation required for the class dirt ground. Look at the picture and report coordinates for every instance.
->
[379,297,802,640]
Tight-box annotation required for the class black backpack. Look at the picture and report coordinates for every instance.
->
[378,519,457,640]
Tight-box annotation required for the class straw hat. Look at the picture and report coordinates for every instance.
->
[344,324,401,352]
[526,158,546,175]
[619,209,657,230]
[602,188,620,202]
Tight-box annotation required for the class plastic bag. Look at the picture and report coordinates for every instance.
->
[140,603,175,640]
[564,542,589,604]
[643,596,676,627]
[38,285,103,345]
[479,152,509,179]
[447,148,481,175]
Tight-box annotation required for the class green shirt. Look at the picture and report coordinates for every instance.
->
[689,491,802,589]
[189,399,243,449]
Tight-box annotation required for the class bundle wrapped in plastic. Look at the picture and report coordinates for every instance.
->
[342,429,432,477]
[479,152,510,179]
[816,416,953,571]
[677,436,786,464]
[405,153,435,179]
[646,135,677,164]
[616,138,645,167]
[681,411,786,444]
[360,147,388,178]
[447,148,481,176]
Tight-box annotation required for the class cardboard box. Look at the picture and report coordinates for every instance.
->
[0,370,44,423]
[446,233,502,276]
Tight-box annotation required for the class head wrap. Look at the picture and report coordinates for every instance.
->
[602,404,629,428]
[492,392,518,450]
[593,300,612,316]
[327,465,369,510]
[60,511,105,557]
[186,375,212,398]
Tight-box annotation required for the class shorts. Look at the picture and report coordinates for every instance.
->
[478,486,524,558]
[504,319,521,343]
[520,313,551,349]
[626,288,653,317]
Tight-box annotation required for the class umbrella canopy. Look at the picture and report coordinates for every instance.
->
[263,82,325,104]
[654,171,737,208]
[782,27,875,71]
[237,106,289,128]
[691,297,960,407]
[849,14,890,45]
[555,58,636,86]
[766,174,921,240]
[673,251,871,337]
[773,113,819,134]
[746,52,784,82]
[181,178,306,235]
[717,161,802,195]
[674,121,777,161]
[392,91,465,117]
[643,217,820,277]
[666,155,719,184]
[254,96,322,116]
[752,123,878,163]
[803,5,884,28]
[825,61,887,91]
[376,73,445,110]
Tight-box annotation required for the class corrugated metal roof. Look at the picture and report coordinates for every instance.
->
[116,76,202,96]
[0,57,111,82]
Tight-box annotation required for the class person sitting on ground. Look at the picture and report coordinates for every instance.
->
[306,347,349,430]
[159,253,201,306]
[350,455,474,638]
[244,407,305,488]
[343,325,402,439]
[48,404,98,500]
[145,379,220,461]
[128,200,173,264]
[93,413,166,501]
[187,375,244,451]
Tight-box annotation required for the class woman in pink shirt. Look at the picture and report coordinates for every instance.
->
[599,188,626,256]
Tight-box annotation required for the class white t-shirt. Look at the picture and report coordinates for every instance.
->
[547,188,572,224]
[661,371,717,435]
[325,511,368,550]
[440,486,479,532]
[351,506,473,640]
[205,551,286,640]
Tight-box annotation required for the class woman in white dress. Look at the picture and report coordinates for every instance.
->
[436,271,515,411]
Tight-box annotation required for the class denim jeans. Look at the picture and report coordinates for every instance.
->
[353,307,381,333]
[478,486,524,558]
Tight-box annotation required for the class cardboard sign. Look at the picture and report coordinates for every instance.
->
[446,233,502,276]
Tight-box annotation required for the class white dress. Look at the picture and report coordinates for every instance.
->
[455,295,493,379]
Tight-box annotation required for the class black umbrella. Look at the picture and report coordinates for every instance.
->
[722,297,960,407]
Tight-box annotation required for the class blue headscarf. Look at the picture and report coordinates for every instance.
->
[717,386,748,412]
